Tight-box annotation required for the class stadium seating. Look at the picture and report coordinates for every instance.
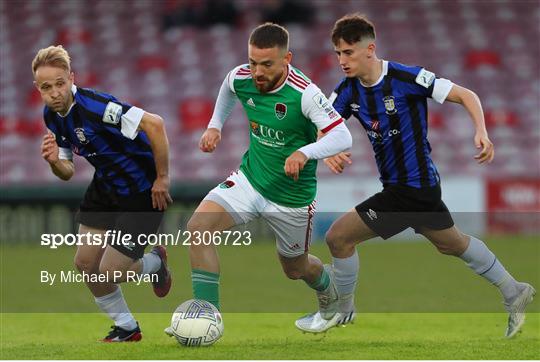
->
[1,0,538,185]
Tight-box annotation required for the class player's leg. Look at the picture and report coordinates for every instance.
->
[187,170,259,311]
[72,224,140,342]
[97,189,166,342]
[74,224,116,297]
[99,205,169,296]
[328,189,408,311]
[264,200,330,295]
[420,224,536,338]
[186,200,236,310]
[277,252,339,317]
[295,188,408,333]
[325,209,377,314]
[262,200,344,332]
[73,182,141,341]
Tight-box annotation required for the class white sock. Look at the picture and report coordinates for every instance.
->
[94,286,138,330]
[459,236,519,301]
[332,249,359,312]
[141,252,161,275]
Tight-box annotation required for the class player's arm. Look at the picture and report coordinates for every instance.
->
[322,88,354,174]
[137,112,173,210]
[445,84,494,164]
[200,71,238,153]
[285,85,353,181]
[319,86,352,174]
[41,131,74,181]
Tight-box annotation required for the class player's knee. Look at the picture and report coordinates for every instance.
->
[74,255,98,274]
[187,214,211,233]
[434,241,465,256]
[325,227,348,254]
[283,268,303,280]
[433,232,469,256]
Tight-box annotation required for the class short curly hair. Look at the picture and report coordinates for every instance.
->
[332,13,375,46]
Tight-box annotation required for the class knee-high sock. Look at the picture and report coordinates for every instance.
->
[306,266,330,292]
[192,269,220,310]
[332,249,359,311]
[459,236,519,301]
[94,286,138,330]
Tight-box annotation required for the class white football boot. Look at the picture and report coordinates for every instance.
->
[295,265,355,333]
[504,282,536,338]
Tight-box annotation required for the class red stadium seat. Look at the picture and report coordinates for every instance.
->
[0,117,9,136]
[56,28,92,45]
[485,110,520,128]
[178,98,213,132]
[14,119,45,138]
[137,55,170,72]
[26,88,42,107]
[428,111,445,129]
[464,50,502,70]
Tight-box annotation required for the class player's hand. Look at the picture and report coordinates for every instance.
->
[151,175,173,211]
[324,152,352,174]
[41,131,59,164]
[473,131,494,164]
[284,150,308,181]
[199,128,221,153]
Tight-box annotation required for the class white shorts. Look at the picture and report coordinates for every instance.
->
[204,170,316,258]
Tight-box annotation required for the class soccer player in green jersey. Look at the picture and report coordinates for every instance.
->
[187,23,352,314]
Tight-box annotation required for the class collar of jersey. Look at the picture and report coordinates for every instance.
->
[267,64,291,94]
[56,84,78,118]
[359,60,388,88]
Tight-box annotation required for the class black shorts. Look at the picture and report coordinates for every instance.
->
[355,183,454,240]
[75,179,163,259]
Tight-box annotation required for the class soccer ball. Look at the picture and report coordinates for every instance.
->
[169,299,224,347]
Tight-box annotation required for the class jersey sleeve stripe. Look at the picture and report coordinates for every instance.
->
[289,71,309,87]
[288,77,307,90]
[233,65,252,79]
[290,69,310,84]
[321,118,344,133]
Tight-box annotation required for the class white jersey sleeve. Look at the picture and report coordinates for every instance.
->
[120,106,144,140]
[431,78,454,104]
[301,83,344,133]
[298,122,352,160]
[207,66,243,130]
[298,84,352,160]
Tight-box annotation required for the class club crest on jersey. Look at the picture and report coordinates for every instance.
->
[74,128,89,144]
[219,180,235,189]
[382,96,397,115]
[274,103,287,120]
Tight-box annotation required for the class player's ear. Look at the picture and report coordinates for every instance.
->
[284,50,292,65]
[366,42,376,58]
[69,71,74,83]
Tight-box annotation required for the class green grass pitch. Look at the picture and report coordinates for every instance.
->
[1,236,539,359]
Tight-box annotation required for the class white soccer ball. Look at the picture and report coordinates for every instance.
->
[169,299,224,347]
